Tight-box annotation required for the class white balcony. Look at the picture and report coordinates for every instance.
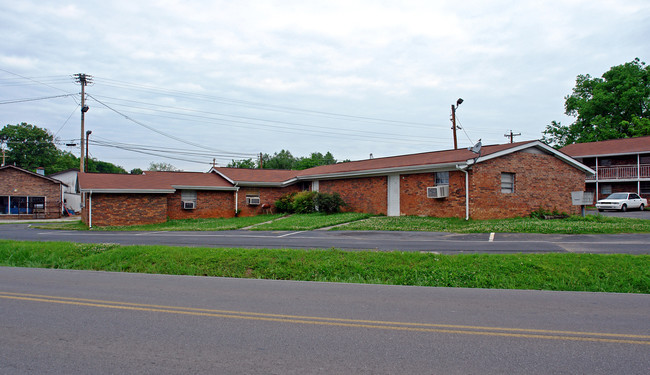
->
[586,164,650,181]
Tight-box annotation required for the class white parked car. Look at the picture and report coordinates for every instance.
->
[596,192,647,212]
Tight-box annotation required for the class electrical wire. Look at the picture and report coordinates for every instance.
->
[90,94,445,143]
[0,93,77,105]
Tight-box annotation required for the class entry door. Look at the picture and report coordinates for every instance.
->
[387,174,400,216]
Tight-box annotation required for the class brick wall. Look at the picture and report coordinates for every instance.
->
[468,152,584,219]
[167,190,235,220]
[319,176,387,214]
[82,193,167,226]
[400,171,466,217]
[0,168,62,219]
[237,185,301,216]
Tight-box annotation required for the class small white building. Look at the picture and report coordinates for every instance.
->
[48,169,81,214]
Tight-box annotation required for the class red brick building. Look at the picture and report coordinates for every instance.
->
[560,136,650,202]
[79,140,593,226]
[0,165,64,219]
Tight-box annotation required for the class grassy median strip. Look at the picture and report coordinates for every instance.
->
[250,212,372,231]
[36,213,650,234]
[337,215,650,234]
[1,240,647,293]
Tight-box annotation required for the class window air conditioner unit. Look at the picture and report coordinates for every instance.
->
[246,197,261,205]
[182,201,196,209]
[427,185,449,199]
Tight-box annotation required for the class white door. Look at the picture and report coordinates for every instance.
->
[387,174,400,216]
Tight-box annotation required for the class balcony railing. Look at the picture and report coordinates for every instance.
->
[586,164,650,180]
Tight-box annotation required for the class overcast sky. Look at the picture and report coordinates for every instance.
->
[1,0,648,172]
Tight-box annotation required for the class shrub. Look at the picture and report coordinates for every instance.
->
[274,192,297,213]
[293,191,318,213]
[274,191,347,214]
[315,192,347,214]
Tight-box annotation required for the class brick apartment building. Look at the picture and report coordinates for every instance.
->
[560,136,650,202]
[0,165,64,219]
[79,140,593,227]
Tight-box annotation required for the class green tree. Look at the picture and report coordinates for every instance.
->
[0,123,59,172]
[87,158,127,174]
[50,151,80,173]
[295,152,336,170]
[261,150,296,169]
[148,162,179,171]
[227,158,257,169]
[543,58,650,148]
[130,168,143,175]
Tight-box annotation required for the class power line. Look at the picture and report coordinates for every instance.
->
[0,93,76,105]
[96,77,437,128]
[0,69,72,93]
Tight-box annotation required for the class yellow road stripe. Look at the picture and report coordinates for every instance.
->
[1,291,648,345]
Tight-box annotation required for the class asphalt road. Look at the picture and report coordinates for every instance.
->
[1,267,648,374]
[0,223,649,254]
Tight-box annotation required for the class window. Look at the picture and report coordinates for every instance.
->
[435,171,449,185]
[0,196,7,215]
[0,196,45,215]
[10,196,27,214]
[641,182,650,195]
[501,173,515,193]
[181,190,197,209]
[181,190,197,202]
[600,184,612,195]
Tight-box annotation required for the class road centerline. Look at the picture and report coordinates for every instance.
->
[2,291,648,345]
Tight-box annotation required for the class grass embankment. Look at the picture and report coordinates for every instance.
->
[1,240,648,293]
[39,213,650,234]
[338,215,650,234]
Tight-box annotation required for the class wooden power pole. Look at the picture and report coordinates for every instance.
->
[74,73,92,173]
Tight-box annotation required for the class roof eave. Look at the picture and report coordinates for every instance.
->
[470,141,595,175]
[234,178,299,187]
[80,189,176,194]
[172,185,238,191]
[297,162,464,180]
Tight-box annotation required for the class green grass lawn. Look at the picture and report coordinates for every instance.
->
[250,212,372,231]
[336,215,650,234]
[35,212,650,234]
[1,240,647,293]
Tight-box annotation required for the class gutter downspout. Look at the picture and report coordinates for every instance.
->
[234,184,239,215]
[88,190,92,228]
[456,165,470,220]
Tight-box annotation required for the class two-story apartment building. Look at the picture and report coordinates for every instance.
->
[560,136,650,201]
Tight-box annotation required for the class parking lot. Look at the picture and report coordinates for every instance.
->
[586,208,650,220]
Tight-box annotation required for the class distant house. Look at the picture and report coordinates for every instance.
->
[0,165,64,219]
[560,136,650,201]
[79,140,593,227]
[48,169,81,213]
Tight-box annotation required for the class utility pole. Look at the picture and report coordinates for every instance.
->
[451,98,463,150]
[74,73,92,173]
[85,130,92,172]
[504,130,521,143]
[259,152,263,169]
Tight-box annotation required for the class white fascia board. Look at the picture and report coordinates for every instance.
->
[235,178,299,188]
[470,141,596,175]
[209,169,235,184]
[567,151,650,159]
[172,185,238,191]
[79,189,176,194]
[296,162,463,181]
